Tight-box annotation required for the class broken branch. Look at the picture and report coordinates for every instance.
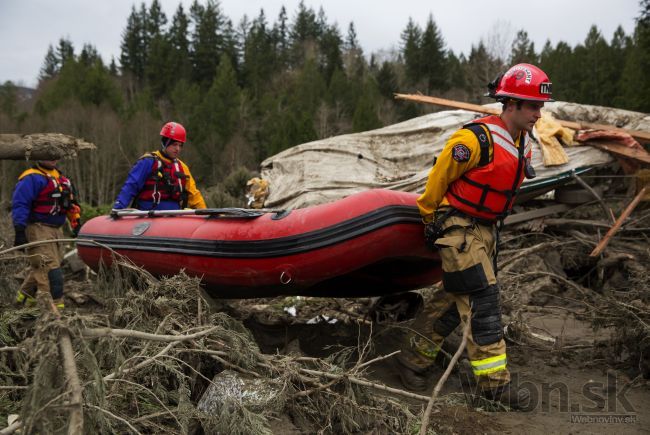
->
[420,318,471,435]
[590,187,648,257]
[82,326,219,342]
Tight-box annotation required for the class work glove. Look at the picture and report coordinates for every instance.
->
[71,219,82,237]
[67,204,82,237]
[423,222,440,251]
[14,225,27,247]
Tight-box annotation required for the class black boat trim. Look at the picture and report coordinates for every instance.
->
[77,204,422,258]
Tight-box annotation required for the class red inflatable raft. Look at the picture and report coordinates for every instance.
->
[77,189,442,298]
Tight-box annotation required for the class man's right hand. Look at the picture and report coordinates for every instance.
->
[14,226,27,247]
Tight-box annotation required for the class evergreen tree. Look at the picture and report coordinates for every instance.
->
[319,24,343,84]
[272,6,289,68]
[168,4,192,82]
[446,51,467,90]
[577,26,612,105]
[400,18,422,86]
[221,18,240,77]
[57,38,75,67]
[193,53,241,164]
[146,36,173,98]
[79,43,101,67]
[610,26,630,107]
[0,81,18,117]
[289,1,319,65]
[464,41,501,102]
[190,0,224,86]
[376,61,398,99]
[146,0,167,37]
[352,78,382,132]
[510,30,538,65]
[36,55,122,113]
[419,14,447,92]
[620,0,650,111]
[327,67,353,111]
[342,21,364,80]
[108,57,118,76]
[345,22,358,51]
[540,40,579,102]
[120,5,146,81]
[243,10,275,97]
[39,45,60,81]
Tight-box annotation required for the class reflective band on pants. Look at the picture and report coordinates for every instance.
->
[470,353,507,376]
[415,341,440,359]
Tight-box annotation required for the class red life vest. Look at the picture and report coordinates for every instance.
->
[446,115,532,221]
[19,166,75,215]
[136,151,188,206]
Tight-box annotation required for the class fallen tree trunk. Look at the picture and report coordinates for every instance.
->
[0,133,96,160]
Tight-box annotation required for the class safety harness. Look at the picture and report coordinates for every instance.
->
[137,152,189,209]
[19,165,77,215]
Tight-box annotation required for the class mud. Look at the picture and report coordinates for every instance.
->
[1,196,650,434]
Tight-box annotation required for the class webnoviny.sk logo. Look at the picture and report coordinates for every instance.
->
[457,371,637,420]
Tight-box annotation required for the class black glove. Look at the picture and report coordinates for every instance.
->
[424,222,443,250]
[14,226,27,247]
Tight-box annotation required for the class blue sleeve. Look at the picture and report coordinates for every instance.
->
[12,175,46,228]
[113,158,154,209]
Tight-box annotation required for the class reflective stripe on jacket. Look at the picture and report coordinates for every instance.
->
[446,115,531,221]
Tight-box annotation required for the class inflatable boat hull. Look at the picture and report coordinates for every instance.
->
[77,190,442,298]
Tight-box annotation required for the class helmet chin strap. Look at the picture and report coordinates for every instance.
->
[160,138,173,158]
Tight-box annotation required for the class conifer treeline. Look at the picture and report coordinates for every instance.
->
[0,0,648,207]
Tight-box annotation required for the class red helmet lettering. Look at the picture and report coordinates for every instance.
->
[490,63,553,102]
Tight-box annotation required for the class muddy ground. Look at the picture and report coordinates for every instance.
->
[1,192,649,434]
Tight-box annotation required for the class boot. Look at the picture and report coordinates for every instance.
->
[52,298,65,310]
[15,290,37,307]
[392,354,431,392]
[482,382,531,411]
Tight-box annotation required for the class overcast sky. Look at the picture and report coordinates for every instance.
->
[0,0,641,88]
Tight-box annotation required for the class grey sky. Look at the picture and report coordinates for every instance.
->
[0,0,641,87]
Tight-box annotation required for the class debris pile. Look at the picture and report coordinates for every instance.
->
[0,258,424,434]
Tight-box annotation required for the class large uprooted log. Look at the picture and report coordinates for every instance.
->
[0,133,96,160]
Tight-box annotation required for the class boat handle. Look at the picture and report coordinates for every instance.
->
[280,271,292,285]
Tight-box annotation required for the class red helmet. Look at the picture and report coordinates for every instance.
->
[489,63,553,102]
[160,122,186,143]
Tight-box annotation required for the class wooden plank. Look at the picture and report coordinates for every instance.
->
[394,93,650,144]
[394,94,500,116]
[504,203,572,226]
[588,141,650,164]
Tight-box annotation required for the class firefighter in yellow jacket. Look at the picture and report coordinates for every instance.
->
[394,64,553,410]
[113,122,206,211]
[12,160,82,309]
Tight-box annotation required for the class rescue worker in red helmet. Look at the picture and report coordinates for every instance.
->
[12,159,82,309]
[393,63,553,410]
[113,122,206,210]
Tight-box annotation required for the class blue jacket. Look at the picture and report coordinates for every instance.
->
[12,173,67,228]
[113,152,206,211]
